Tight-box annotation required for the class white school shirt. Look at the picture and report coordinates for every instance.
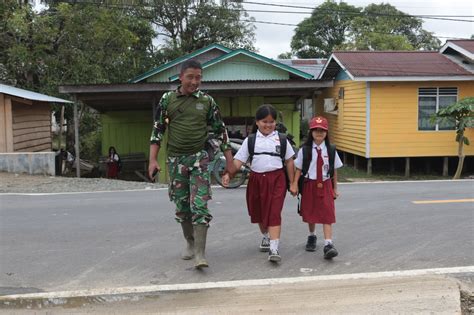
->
[294,142,343,181]
[234,130,295,173]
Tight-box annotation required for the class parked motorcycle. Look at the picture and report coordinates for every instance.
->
[210,139,250,188]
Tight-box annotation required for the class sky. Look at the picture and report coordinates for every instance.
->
[243,0,474,58]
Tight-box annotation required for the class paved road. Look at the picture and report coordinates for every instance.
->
[0,180,473,295]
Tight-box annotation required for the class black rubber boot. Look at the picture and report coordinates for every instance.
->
[193,225,209,268]
[180,221,194,260]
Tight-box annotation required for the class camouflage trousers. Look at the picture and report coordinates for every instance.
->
[167,150,213,225]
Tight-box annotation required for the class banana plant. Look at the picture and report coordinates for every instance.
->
[432,97,473,179]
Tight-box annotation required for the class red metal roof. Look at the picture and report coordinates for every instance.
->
[447,40,474,53]
[333,51,472,77]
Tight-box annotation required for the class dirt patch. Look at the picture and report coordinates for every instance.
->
[0,172,165,194]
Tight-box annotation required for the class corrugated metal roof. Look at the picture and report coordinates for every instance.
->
[0,84,72,103]
[168,50,315,81]
[332,51,473,77]
[129,44,232,83]
[277,59,327,78]
[447,40,474,54]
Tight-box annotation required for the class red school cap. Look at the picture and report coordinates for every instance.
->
[309,116,328,130]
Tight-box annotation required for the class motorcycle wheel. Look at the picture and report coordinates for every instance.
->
[213,158,247,188]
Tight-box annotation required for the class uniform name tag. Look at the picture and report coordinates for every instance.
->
[196,103,204,110]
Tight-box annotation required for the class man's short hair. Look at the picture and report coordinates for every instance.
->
[180,59,202,74]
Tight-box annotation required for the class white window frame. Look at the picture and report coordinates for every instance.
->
[418,87,457,131]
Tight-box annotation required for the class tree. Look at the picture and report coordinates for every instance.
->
[2,1,257,159]
[1,1,158,159]
[289,1,440,58]
[142,0,256,60]
[291,0,361,58]
[277,52,293,59]
[432,97,473,179]
[346,3,440,51]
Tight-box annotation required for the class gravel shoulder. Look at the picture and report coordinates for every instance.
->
[0,172,166,193]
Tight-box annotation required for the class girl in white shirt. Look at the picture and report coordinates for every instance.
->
[106,146,120,179]
[222,105,295,263]
[290,116,343,259]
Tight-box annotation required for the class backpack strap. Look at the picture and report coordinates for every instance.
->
[328,144,336,178]
[247,132,287,165]
[297,145,312,194]
[278,132,287,163]
[301,145,312,177]
[247,133,256,163]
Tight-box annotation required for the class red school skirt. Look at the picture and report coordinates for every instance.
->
[107,162,119,179]
[300,178,335,224]
[246,168,287,227]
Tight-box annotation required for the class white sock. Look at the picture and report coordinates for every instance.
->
[270,239,279,251]
[324,239,333,246]
[309,232,316,236]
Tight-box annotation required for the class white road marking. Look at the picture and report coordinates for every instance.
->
[0,179,472,196]
[413,199,474,204]
[0,188,167,196]
[1,266,473,300]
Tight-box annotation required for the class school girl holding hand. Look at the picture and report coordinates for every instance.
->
[222,104,295,262]
[290,116,343,259]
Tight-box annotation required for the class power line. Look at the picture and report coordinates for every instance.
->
[37,1,474,22]
[31,1,473,40]
[241,19,471,39]
[238,1,474,22]
[243,8,474,18]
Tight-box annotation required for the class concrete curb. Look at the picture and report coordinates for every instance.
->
[1,268,470,312]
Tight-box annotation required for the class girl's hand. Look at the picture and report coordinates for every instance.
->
[333,188,339,199]
[289,182,298,197]
[222,173,230,187]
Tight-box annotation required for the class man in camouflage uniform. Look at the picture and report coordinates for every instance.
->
[148,59,233,268]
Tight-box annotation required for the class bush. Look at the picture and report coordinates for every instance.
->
[80,130,102,162]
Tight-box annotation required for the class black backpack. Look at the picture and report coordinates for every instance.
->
[117,154,122,172]
[297,143,336,193]
[247,132,290,190]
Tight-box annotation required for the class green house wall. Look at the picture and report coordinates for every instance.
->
[147,67,177,82]
[203,55,289,81]
[101,96,300,183]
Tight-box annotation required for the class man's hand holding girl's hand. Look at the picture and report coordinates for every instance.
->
[222,172,230,187]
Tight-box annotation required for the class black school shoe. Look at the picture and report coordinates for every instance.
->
[323,243,338,259]
[305,235,317,252]
[268,249,281,262]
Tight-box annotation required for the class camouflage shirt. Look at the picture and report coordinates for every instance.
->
[150,87,230,156]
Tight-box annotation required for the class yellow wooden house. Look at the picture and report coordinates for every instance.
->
[317,40,474,175]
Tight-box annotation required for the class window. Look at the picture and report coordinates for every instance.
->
[418,87,457,130]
